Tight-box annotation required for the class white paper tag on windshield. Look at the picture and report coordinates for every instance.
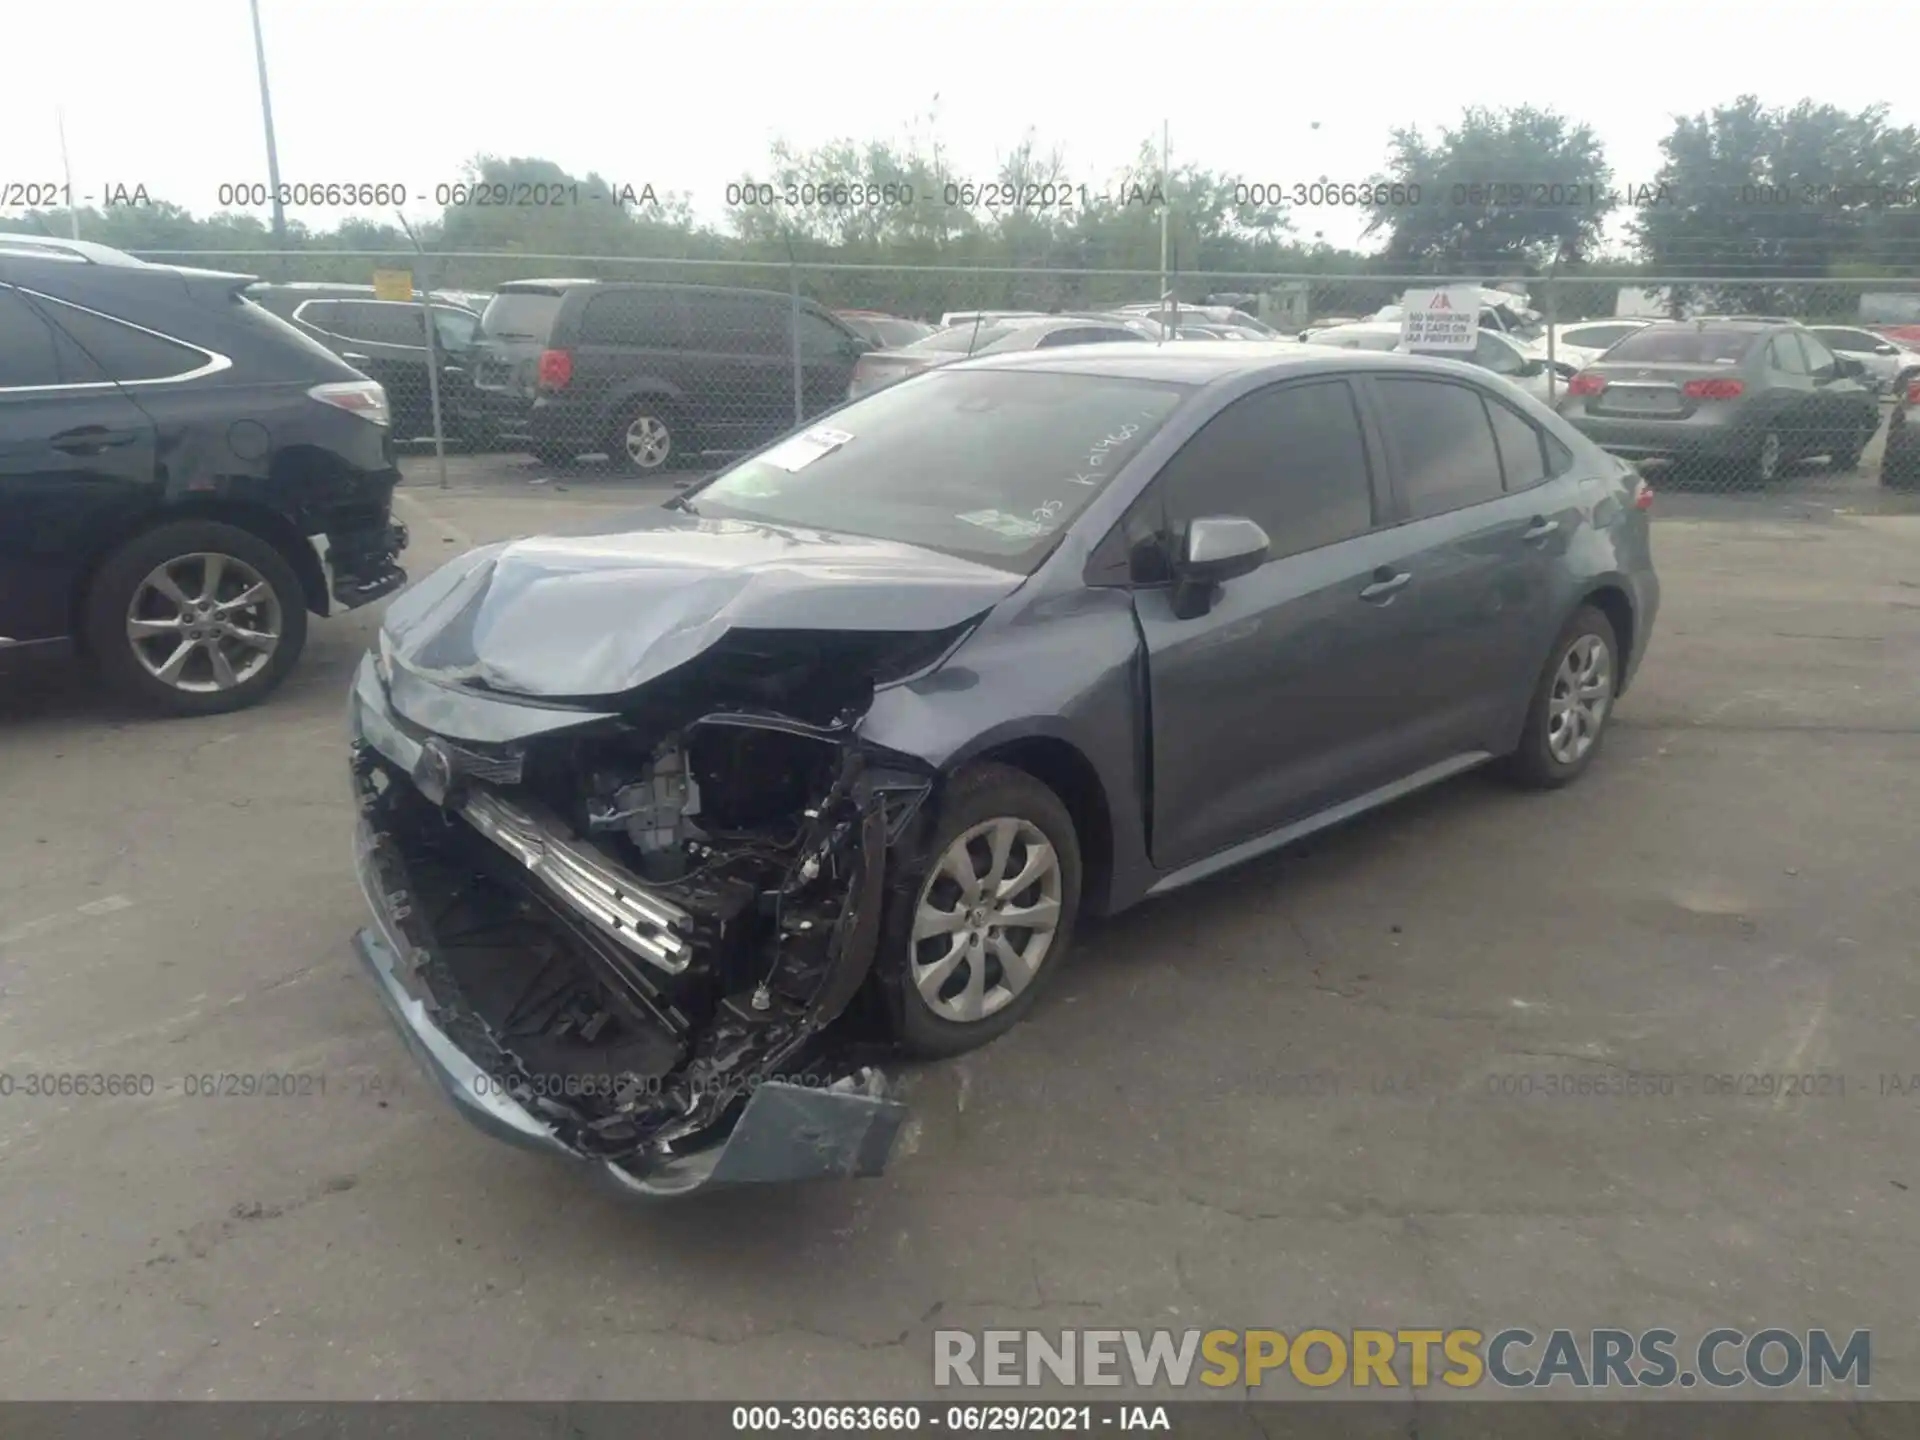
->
[760,427,854,473]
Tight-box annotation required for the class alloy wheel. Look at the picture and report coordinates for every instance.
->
[125,552,283,694]
[910,817,1063,1023]
[1756,430,1782,483]
[1546,633,1613,766]
[624,415,672,470]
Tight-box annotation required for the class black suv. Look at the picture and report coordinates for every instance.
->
[465,279,872,472]
[0,235,407,715]
[247,283,482,443]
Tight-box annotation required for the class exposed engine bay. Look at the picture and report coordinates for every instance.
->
[353,628,949,1173]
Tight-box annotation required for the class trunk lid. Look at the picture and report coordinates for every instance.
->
[1580,361,1747,419]
[473,286,570,400]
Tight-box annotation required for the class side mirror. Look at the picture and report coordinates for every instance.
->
[1834,356,1865,379]
[1172,515,1270,618]
[1875,343,1898,355]
[1516,357,1547,377]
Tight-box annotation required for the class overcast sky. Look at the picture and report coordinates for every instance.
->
[2,0,1907,253]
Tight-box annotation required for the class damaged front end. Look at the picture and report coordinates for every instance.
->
[349,627,949,1197]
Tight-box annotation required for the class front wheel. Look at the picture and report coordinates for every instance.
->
[883,763,1083,1059]
[83,520,308,717]
[1500,606,1620,790]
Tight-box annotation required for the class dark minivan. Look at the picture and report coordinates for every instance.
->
[247,283,483,443]
[465,280,872,472]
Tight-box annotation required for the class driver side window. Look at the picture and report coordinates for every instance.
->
[1128,379,1379,580]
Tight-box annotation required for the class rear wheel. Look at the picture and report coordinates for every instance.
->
[83,520,308,717]
[1500,606,1620,791]
[606,398,685,475]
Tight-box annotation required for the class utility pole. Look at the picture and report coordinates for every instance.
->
[248,0,288,246]
[1158,121,1171,311]
[56,109,80,239]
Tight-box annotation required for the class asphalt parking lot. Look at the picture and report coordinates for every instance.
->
[3,442,1920,1404]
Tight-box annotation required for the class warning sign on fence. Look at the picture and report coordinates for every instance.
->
[1399,286,1480,351]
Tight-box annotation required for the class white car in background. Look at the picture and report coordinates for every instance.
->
[1804,325,1920,397]
[1302,320,1569,405]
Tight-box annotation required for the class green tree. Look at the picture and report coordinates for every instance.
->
[1365,106,1614,271]
[1634,96,1920,314]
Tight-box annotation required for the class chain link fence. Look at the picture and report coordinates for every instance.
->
[138,248,1920,498]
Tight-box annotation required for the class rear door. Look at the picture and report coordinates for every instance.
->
[1358,372,1574,760]
[0,283,160,648]
[1131,377,1416,870]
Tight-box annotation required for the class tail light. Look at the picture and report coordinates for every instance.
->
[1633,477,1654,510]
[1682,377,1745,400]
[537,348,573,389]
[1566,372,1606,397]
[308,379,389,427]
[1906,381,1920,405]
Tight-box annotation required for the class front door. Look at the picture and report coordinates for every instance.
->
[1132,376,1422,872]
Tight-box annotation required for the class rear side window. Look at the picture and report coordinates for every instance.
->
[579,289,689,347]
[324,302,423,348]
[0,288,109,386]
[1604,327,1758,364]
[36,295,209,382]
[1156,378,1378,560]
[691,293,786,355]
[1810,327,1874,353]
[1373,378,1504,519]
[1485,397,1550,491]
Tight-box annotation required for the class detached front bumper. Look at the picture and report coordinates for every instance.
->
[311,522,408,616]
[346,658,909,1199]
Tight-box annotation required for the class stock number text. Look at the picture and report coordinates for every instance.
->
[1236,182,1420,208]
[218,182,408,208]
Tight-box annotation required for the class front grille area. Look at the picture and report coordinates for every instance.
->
[455,787,694,975]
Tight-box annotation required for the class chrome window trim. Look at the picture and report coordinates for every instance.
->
[0,284,231,393]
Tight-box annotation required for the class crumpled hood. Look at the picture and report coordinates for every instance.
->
[382,508,1022,699]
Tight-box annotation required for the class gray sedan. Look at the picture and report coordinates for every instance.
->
[347,342,1659,1197]
[1556,320,1881,484]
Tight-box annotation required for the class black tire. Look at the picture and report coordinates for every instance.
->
[604,396,687,475]
[83,520,308,718]
[1499,605,1621,791]
[881,762,1083,1059]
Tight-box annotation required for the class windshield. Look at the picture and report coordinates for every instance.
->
[909,323,1021,354]
[1603,327,1761,364]
[480,291,565,342]
[683,369,1191,573]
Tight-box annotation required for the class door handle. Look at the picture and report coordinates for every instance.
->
[50,427,139,455]
[1522,517,1560,542]
[1359,570,1411,602]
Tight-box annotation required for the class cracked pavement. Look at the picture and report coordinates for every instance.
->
[2,453,1918,1400]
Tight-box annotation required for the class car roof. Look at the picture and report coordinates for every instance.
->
[950,339,1501,385]
[0,233,150,268]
